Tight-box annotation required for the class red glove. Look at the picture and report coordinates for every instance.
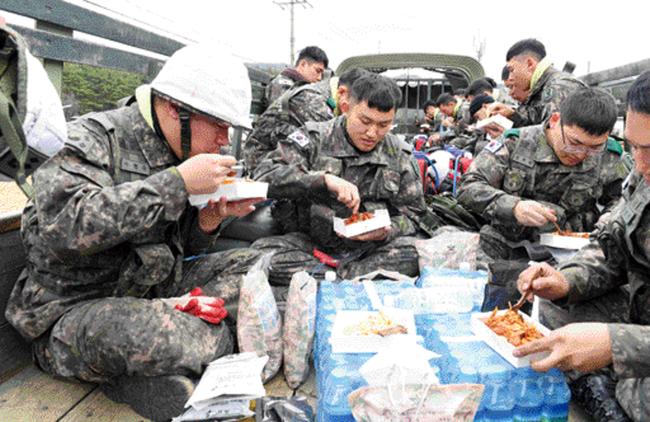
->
[167,287,228,324]
[313,248,339,268]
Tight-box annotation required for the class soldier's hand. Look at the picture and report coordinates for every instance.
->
[177,154,237,195]
[484,122,505,139]
[198,197,264,233]
[441,118,454,128]
[513,200,557,227]
[513,323,613,373]
[324,174,360,213]
[488,102,515,118]
[516,262,570,301]
[349,227,390,242]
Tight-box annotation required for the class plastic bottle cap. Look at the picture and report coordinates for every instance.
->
[325,271,337,282]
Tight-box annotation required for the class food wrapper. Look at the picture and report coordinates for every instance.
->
[348,383,484,422]
[282,272,317,389]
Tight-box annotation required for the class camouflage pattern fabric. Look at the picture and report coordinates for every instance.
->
[457,124,630,258]
[251,232,420,286]
[264,68,307,105]
[552,172,650,421]
[237,261,283,382]
[244,79,333,172]
[510,67,586,128]
[449,131,491,156]
[4,103,263,383]
[251,115,426,284]
[282,271,317,389]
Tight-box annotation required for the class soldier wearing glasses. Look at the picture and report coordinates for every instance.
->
[457,88,632,259]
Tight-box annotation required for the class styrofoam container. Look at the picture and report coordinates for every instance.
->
[329,309,417,353]
[333,209,391,238]
[189,180,268,207]
[539,233,590,250]
[476,114,514,130]
[471,310,550,368]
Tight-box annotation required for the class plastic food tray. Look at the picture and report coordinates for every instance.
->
[539,233,590,250]
[471,310,550,368]
[333,209,391,238]
[189,180,268,207]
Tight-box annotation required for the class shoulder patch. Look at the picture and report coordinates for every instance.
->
[606,137,623,156]
[503,128,520,139]
[287,129,310,148]
[484,140,504,154]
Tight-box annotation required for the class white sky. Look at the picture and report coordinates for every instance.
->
[4,0,648,79]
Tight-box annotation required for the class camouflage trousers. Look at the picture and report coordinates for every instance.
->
[33,248,262,384]
[250,232,420,286]
[541,289,649,421]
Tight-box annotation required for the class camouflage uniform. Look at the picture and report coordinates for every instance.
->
[457,125,631,259]
[511,67,586,128]
[264,68,307,105]
[4,102,262,384]
[541,171,650,421]
[244,79,333,172]
[449,131,491,156]
[251,116,427,285]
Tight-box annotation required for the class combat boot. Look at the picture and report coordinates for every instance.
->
[100,374,194,421]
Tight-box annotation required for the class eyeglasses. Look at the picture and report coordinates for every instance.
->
[560,122,607,157]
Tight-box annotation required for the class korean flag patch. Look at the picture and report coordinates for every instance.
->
[288,130,310,148]
[484,139,504,154]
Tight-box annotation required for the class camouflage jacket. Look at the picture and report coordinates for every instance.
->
[559,172,650,378]
[253,116,426,252]
[264,68,307,105]
[5,103,218,340]
[449,131,491,156]
[511,67,586,128]
[244,80,333,171]
[457,125,631,240]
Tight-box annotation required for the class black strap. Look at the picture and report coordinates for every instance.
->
[179,108,191,160]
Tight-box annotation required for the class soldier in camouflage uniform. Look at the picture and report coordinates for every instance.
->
[458,88,631,260]
[251,74,426,286]
[490,38,586,128]
[4,45,264,421]
[264,45,329,105]
[513,71,650,422]
[244,68,369,173]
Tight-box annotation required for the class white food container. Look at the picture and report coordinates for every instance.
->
[333,209,391,238]
[539,233,590,250]
[189,180,268,208]
[476,114,514,130]
[471,310,550,368]
[329,309,417,353]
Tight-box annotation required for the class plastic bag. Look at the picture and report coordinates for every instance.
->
[415,226,488,271]
[282,271,317,389]
[237,254,282,382]
[256,396,314,422]
[348,383,484,421]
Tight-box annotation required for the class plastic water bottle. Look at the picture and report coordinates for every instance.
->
[480,364,515,422]
[540,369,570,422]
[513,368,544,421]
